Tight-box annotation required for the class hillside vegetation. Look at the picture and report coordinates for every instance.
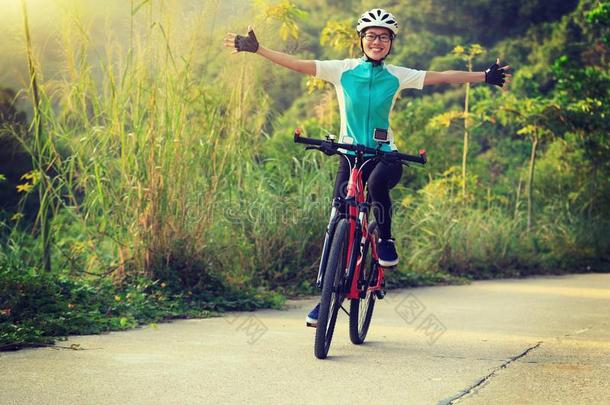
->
[1,0,608,348]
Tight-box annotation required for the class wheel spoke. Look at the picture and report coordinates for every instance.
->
[349,221,379,346]
[359,296,368,325]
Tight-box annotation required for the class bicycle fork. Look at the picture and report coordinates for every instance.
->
[316,197,343,289]
[345,202,372,299]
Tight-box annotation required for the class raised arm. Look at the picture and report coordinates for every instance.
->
[423,59,512,88]
[256,46,316,76]
[223,27,316,76]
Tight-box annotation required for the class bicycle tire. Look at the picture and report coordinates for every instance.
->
[349,222,378,345]
[314,218,349,359]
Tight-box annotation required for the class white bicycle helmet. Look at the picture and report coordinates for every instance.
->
[356,8,399,36]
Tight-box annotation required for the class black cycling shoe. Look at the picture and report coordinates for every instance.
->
[378,238,399,267]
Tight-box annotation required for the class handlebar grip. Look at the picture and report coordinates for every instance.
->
[419,149,427,164]
[294,128,323,146]
[391,151,426,164]
[419,149,428,163]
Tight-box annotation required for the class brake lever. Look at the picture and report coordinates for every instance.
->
[304,143,336,156]
[320,144,337,156]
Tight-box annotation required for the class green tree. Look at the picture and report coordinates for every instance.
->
[320,19,360,57]
[586,1,610,45]
[262,0,308,40]
[551,63,610,218]
[496,96,560,230]
[450,44,484,199]
[398,0,579,44]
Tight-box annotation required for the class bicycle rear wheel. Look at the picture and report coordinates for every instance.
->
[314,218,349,359]
[349,222,378,345]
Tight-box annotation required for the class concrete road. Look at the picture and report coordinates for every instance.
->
[1,273,609,404]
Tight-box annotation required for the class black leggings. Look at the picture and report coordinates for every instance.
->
[332,156,402,240]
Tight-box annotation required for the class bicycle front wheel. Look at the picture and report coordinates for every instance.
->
[314,218,349,359]
[349,222,378,345]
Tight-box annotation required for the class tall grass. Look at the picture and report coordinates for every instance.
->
[14,2,266,288]
[11,1,341,296]
[394,167,609,279]
[20,0,54,272]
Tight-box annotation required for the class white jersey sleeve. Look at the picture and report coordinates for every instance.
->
[387,65,427,90]
[315,60,348,85]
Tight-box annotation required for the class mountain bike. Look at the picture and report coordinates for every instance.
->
[293,128,427,359]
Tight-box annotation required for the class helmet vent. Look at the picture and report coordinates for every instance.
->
[357,8,399,35]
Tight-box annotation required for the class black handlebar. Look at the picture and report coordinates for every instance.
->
[293,128,427,165]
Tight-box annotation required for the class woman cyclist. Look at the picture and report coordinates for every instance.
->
[224,8,511,327]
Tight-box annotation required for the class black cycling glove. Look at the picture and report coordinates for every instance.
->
[484,63,506,87]
[235,28,259,53]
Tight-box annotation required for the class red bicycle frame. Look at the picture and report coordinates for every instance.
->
[343,157,384,300]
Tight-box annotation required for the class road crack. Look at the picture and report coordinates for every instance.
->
[438,341,543,405]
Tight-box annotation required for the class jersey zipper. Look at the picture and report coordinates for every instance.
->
[367,64,373,148]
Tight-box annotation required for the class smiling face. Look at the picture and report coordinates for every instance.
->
[361,27,393,61]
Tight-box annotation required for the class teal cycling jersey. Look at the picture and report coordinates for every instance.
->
[315,57,426,153]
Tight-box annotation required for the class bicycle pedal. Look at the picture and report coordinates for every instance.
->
[306,321,317,328]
